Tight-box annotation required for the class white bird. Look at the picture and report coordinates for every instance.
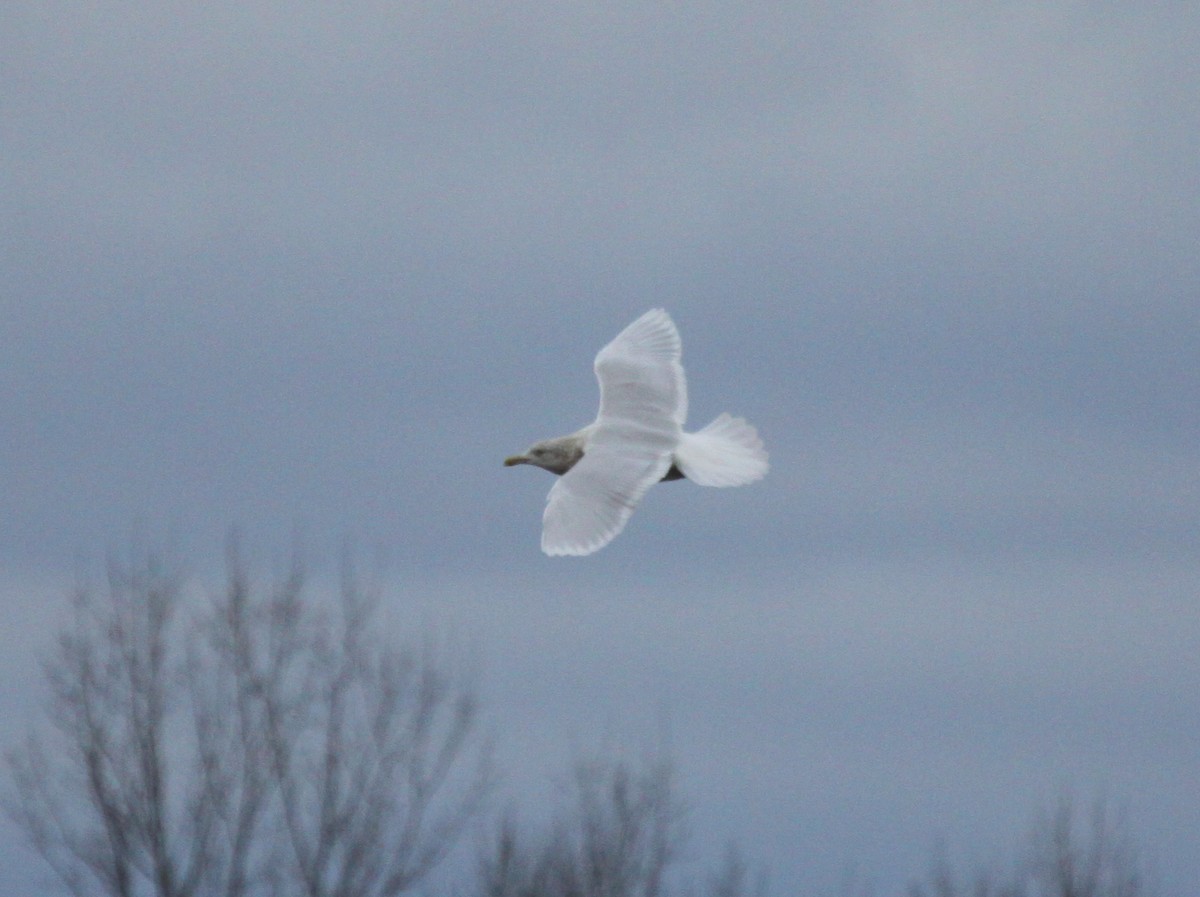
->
[505,309,768,556]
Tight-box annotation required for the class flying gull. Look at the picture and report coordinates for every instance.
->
[505,309,768,556]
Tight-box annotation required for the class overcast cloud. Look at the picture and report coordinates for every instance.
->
[3,3,1198,895]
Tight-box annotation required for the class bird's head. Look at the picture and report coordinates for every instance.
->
[504,434,585,476]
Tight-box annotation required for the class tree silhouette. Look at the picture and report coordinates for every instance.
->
[907,797,1152,897]
[476,749,764,897]
[5,546,491,897]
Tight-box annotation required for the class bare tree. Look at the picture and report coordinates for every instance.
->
[1026,798,1147,897]
[5,546,491,897]
[907,797,1152,897]
[477,751,762,897]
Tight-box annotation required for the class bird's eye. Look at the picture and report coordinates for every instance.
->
[531,447,544,456]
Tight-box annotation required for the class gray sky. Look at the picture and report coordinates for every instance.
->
[3,3,1198,894]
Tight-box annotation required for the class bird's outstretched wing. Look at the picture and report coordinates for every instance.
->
[594,307,687,430]
[541,309,687,556]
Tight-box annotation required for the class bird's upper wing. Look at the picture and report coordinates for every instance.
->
[541,309,687,556]
[594,307,687,430]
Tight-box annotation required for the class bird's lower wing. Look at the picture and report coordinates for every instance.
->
[543,309,686,556]
[541,441,673,557]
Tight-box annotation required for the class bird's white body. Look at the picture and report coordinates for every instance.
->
[506,309,767,556]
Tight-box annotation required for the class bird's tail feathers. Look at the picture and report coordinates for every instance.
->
[675,413,768,487]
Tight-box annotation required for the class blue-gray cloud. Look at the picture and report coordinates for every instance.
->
[3,2,1198,894]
